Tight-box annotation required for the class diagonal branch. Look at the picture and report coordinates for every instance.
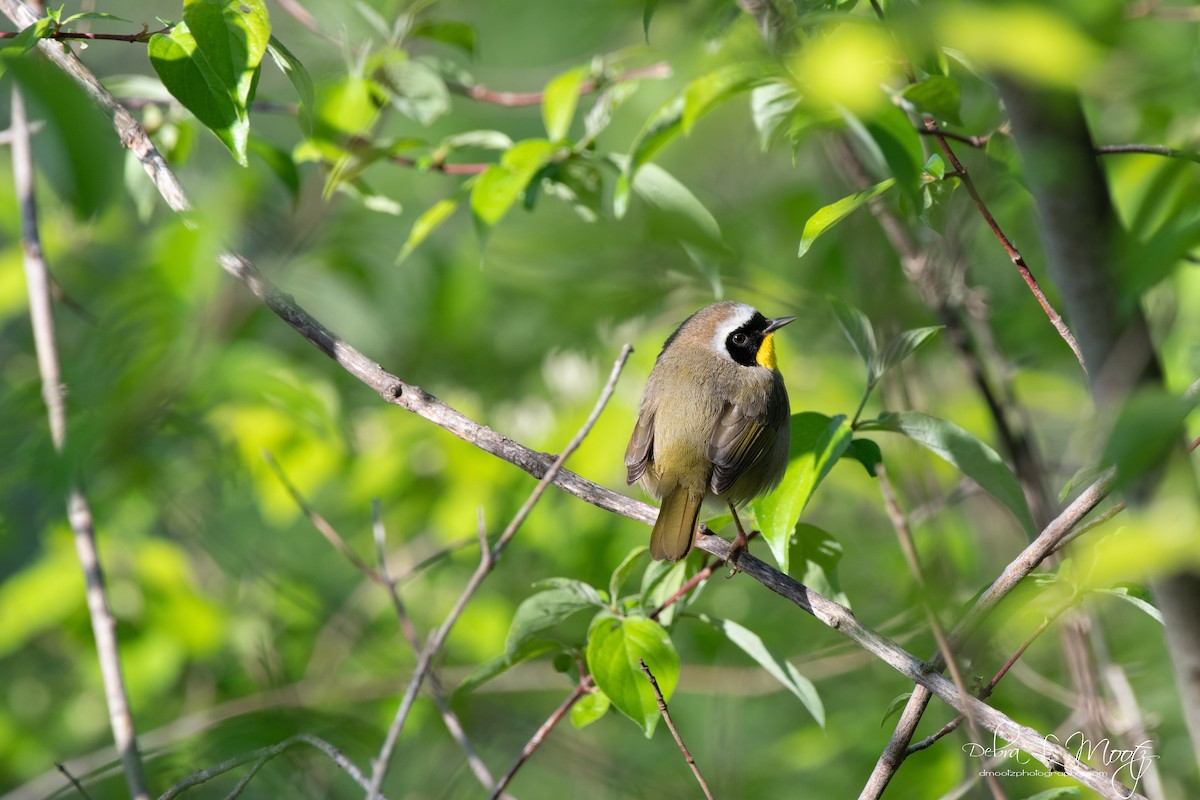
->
[364,343,633,798]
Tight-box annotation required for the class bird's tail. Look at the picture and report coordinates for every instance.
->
[649,488,703,562]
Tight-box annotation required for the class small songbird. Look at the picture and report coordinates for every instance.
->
[625,302,795,562]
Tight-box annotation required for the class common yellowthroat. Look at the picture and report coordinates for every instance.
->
[625,302,795,562]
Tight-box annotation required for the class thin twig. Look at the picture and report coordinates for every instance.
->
[0,24,172,42]
[389,154,491,174]
[156,734,374,800]
[55,763,95,800]
[370,500,502,794]
[876,466,1005,800]
[366,344,634,798]
[448,62,671,107]
[908,608,1064,754]
[923,118,1088,372]
[862,467,1116,797]
[263,451,384,582]
[488,679,593,800]
[12,82,150,800]
[639,659,716,800]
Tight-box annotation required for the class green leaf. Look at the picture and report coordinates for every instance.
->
[377,57,451,126]
[1094,584,1163,625]
[440,129,513,152]
[148,0,271,166]
[919,174,959,234]
[642,0,658,42]
[586,613,679,737]
[609,546,649,603]
[571,687,611,728]
[880,692,912,727]
[397,194,463,263]
[791,524,849,608]
[860,411,1035,535]
[641,559,692,627]
[542,66,588,143]
[265,35,314,134]
[470,139,557,229]
[0,16,52,80]
[754,413,853,571]
[902,76,962,126]
[1101,388,1196,492]
[506,585,604,658]
[865,105,925,205]
[585,81,639,141]
[456,639,560,696]
[701,615,825,727]
[247,136,299,198]
[828,297,878,372]
[630,162,724,249]
[616,63,766,217]
[872,326,941,385]
[798,179,894,257]
[750,81,801,151]
[842,438,882,477]
[409,20,477,55]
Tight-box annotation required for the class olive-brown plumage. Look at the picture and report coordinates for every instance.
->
[625,302,794,561]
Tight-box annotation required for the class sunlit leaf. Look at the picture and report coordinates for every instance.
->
[586,613,678,737]
[397,195,463,263]
[571,686,611,728]
[542,66,588,142]
[506,586,604,657]
[750,81,801,151]
[754,413,852,571]
[798,180,895,257]
[470,138,558,229]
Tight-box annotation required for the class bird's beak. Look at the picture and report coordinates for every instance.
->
[763,315,797,334]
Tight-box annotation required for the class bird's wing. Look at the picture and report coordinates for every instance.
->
[707,389,787,496]
[625,410,655,485]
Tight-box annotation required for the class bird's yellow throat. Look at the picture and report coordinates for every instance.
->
[756,332,778,369]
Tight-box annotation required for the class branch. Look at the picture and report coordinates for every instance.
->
[488,679,593,800]
[639,659,715,800]
[447,62,672,107]
[0,23,172,42]
[156,734,374,800]
[365,344,633,798]
[862,468,1116,797]
[922,116,1088,372]
[11,82,150,800]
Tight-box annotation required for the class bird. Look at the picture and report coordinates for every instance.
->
[625,301,794,563]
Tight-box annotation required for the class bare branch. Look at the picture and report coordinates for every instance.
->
[156,734,374,800]
[447,62,671,107]
[639,659,715,800]
[365,344,633,798]
[12,82,150,800]
[54,763,95,800]
[488,679,593,800]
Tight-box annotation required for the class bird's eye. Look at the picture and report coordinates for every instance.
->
[731,332,749,346]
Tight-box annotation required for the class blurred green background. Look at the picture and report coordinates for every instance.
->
[1,0,1198,798]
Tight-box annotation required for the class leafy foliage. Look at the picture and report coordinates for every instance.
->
[3,0,1199,798]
